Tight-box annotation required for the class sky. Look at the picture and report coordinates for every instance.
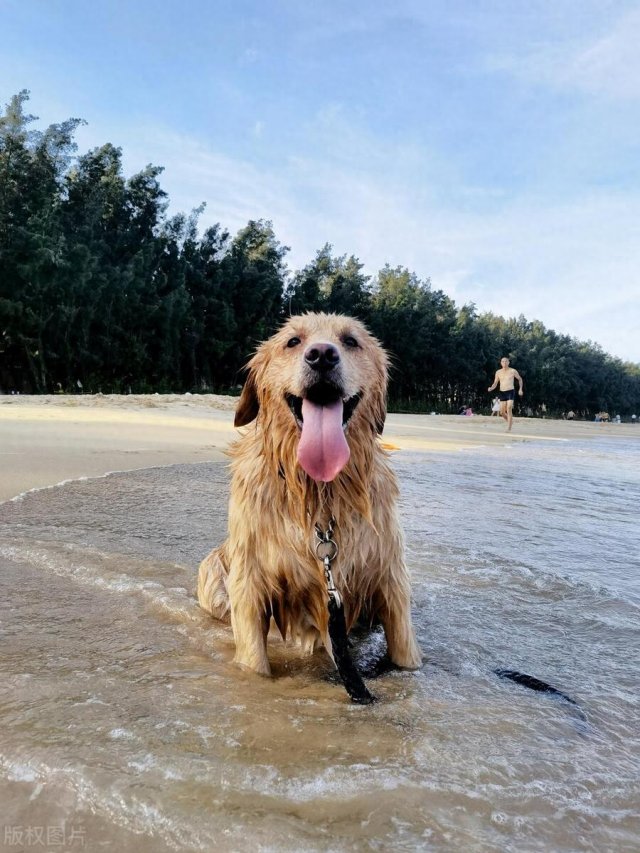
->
[2,0,639,362]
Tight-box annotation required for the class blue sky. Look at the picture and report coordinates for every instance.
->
[3,0,639,362]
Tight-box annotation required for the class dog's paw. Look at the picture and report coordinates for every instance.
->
[233,655,272,678]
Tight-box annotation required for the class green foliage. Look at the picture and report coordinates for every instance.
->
[1,92,639,417]
[221,219,289,379]
[283,244,372,320]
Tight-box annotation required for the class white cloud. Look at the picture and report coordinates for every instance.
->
[241,48,260,64]
[424,195,640,361]
[488,7,640,100]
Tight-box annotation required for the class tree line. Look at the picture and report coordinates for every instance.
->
[2,91,639,416]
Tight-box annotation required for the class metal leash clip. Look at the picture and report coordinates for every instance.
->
[315,518,341,607]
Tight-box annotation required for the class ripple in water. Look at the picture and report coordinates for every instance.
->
[0,437,639,851]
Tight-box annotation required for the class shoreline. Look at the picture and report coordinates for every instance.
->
[1,394,638,503]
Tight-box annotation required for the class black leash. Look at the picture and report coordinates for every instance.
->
[315,519,376,705]
[494,668,587,722]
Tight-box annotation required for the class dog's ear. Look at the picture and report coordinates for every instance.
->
[234,370,260,427]
[373,344,389,434]
[373,395,387,434]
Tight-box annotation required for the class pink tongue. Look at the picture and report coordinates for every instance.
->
[297,398,350,482]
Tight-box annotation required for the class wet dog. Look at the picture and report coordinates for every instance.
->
[197,312,422,679]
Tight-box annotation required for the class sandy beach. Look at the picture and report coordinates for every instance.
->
[1,393,637,502]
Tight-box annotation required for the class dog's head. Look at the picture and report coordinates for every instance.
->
[234,313,388,482]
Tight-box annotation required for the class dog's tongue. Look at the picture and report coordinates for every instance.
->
[297,398,350,482]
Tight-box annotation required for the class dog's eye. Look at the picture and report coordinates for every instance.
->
[286,336,301,348]
[343,336,359,348]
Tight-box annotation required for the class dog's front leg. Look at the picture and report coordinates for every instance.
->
[228,575,271,676]
[378,583,422,670]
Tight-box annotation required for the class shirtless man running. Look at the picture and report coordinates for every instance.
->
[488,357,524,432]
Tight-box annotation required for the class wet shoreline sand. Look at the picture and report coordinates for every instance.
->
[1,393,637,502]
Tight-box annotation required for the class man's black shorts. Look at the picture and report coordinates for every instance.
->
[499,389,515,402]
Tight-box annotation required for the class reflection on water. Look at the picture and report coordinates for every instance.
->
[1,439,639,852]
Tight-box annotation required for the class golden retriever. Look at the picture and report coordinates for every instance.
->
[197,312,421,678]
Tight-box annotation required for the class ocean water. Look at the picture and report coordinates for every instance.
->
[0,437,639,852]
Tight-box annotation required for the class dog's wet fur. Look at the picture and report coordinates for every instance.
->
[198,313,421,697]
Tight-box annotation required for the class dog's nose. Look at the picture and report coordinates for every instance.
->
[304,342,340,372]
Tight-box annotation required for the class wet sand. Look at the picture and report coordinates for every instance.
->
[1,394,637,502]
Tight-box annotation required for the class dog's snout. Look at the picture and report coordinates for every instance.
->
[304,342,340,372]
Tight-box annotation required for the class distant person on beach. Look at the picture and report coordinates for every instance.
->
[491,397,501,416]
[487,357,524,432]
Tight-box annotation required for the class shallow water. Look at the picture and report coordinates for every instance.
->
[1,437,639,852]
